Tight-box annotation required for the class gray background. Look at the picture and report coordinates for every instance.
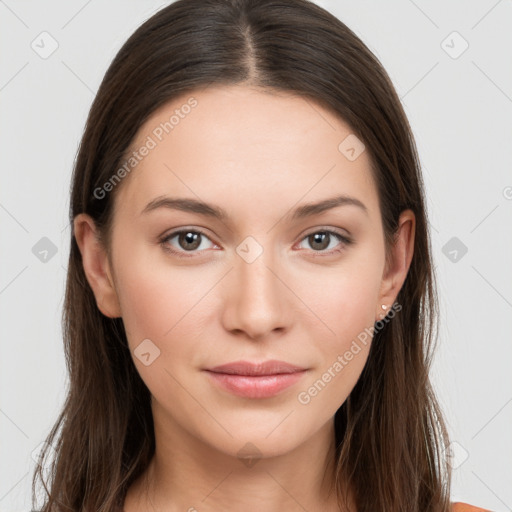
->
[1,0,511,510]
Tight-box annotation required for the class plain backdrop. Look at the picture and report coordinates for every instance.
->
[1,1,511,511]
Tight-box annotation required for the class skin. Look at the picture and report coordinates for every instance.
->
[74,84,415,512]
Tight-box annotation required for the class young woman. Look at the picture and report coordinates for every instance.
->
[31,0,492,511]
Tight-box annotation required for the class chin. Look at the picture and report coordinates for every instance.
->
[197,421,311,462]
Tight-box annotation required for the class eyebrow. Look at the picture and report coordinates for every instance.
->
[140,194,368,220]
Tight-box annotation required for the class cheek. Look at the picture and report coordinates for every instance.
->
[112,241,217,375]
[293,257,382,408]
[112,232,197,336]
[115,266,178,344]
[295,253,382,343]
[113,260,208,416]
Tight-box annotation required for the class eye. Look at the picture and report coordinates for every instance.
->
[159,227,353,259]
[296,229,353,255]
[159,229,217,258]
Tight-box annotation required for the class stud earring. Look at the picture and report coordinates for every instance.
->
[379,304,387,319]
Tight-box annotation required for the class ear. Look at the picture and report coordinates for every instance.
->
[73,213,122,318]
[375,209,415,321]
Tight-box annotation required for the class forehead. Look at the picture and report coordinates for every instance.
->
[114,85,379,226]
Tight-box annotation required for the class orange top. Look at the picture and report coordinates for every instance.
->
[452,502,493,512]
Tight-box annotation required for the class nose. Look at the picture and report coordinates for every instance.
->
[221,246,292,341]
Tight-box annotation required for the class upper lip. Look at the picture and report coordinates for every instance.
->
[205,360,306,376]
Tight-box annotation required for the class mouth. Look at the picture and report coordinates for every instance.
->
[203,360,308,399]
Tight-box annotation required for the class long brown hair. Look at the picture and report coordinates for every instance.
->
[32,0,452,510]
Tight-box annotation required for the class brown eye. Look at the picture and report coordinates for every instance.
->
[177,231,202,251]
[160,229,216,258]
[308,232,331,251]
[297,229,353,255]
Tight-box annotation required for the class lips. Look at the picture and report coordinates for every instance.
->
[204,360,307,398]
[207,360,306,376]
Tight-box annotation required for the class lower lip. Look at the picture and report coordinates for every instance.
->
[204,370,306,398]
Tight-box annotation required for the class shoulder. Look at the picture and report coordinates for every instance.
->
[452,502,494,512]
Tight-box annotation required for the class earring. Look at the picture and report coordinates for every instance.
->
[379,304,387,319]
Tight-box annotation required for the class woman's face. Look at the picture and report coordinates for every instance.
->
[78,85,413,461]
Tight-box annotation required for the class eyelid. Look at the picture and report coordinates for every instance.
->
[300,226,352,241]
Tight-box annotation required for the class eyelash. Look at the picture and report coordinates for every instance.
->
[159,227,353,259]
